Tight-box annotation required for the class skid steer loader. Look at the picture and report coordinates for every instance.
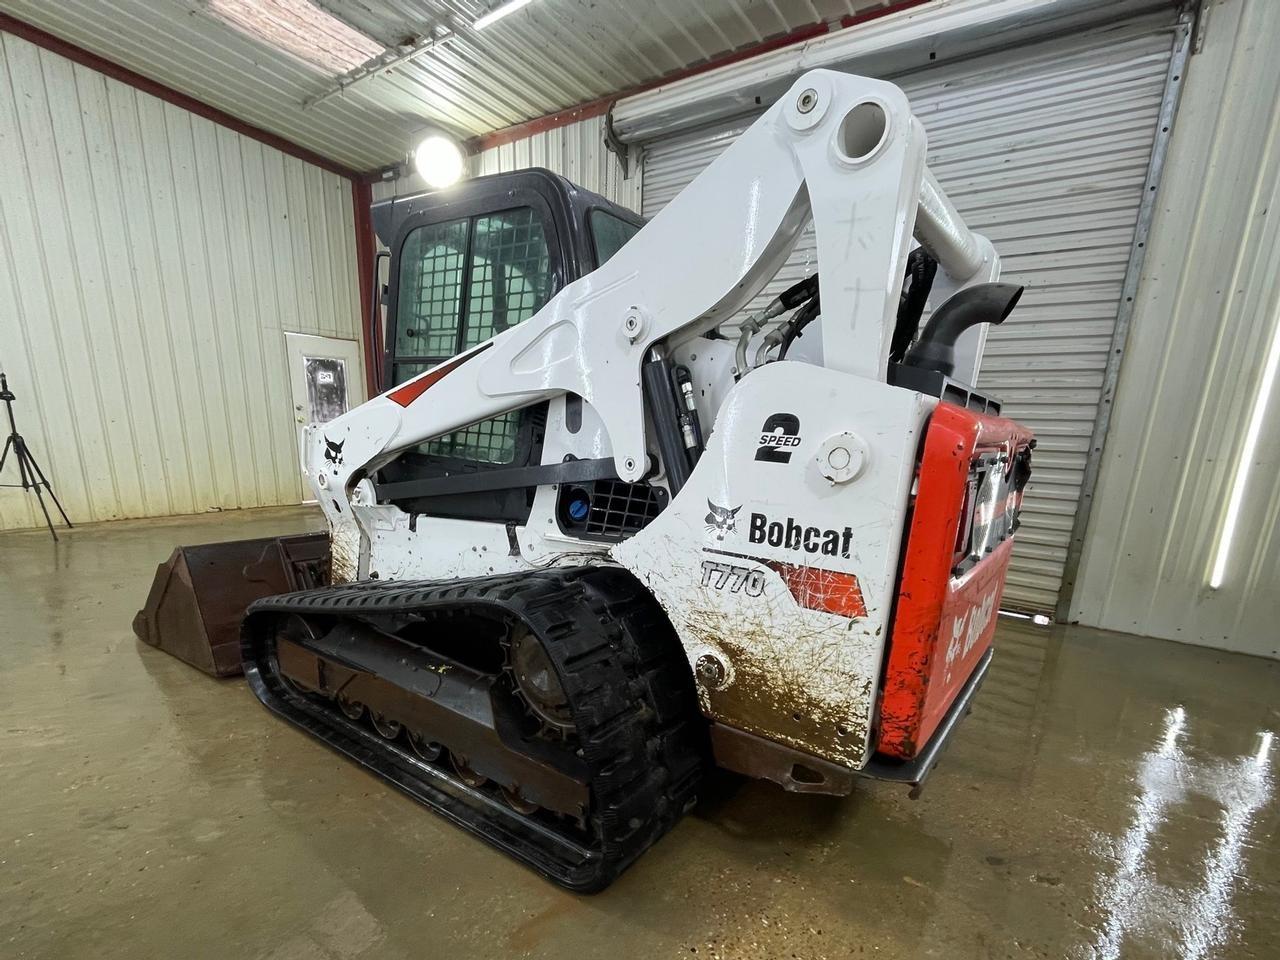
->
[135,70,1034,892]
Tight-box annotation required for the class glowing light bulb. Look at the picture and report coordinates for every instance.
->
[413,136,464,189]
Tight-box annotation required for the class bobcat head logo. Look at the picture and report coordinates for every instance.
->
[704,500,741,541]
[323,436,345,467]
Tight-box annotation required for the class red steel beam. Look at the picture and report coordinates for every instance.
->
[840,0,932,29]
[351,180,380,396]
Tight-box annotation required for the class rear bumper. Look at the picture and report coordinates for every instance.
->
[708,647,992,797]
[861,646,992,795]
[709,723,858,796]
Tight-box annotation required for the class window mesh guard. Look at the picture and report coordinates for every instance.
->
[394,208,552,464]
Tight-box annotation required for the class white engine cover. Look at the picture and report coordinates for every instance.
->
[613,362,933,769]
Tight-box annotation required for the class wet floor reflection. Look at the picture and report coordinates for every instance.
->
[3,510,1279,960]
[1089,707,1274,960]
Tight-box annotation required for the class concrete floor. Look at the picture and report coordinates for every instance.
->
[2,507,1278,960]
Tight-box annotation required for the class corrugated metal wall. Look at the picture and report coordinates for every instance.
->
[1070,0,1280,659]
[639,18,1178,614]
[472,115,643,213]
[0,31,361,530]
[371,114,642,213]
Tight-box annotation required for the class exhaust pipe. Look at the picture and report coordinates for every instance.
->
[903,282,1024,377]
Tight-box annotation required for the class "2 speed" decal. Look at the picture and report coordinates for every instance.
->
[754,413,801,463]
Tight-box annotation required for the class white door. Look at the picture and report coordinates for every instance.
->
[639,18,1177,614]
[284,333,366,494]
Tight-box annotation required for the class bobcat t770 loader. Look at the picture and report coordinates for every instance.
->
[135,70,1034,892]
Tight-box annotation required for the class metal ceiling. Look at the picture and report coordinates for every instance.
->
[0,0,901,173]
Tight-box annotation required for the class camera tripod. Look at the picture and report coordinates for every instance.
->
[0,373,72,541]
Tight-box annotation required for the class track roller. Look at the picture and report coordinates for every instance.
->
[371,714,402,739]
[450,752,488,788]
[408,731,442,761]
[503,786,539,814]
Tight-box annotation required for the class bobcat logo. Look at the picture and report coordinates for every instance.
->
[323,436,345,467]
[704,500,741,541]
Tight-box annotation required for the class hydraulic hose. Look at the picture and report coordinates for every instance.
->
[776,298,821,362]
[730,274,820,378]
[891,249,937,363]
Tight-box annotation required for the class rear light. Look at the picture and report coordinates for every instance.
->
[953,474,978,561]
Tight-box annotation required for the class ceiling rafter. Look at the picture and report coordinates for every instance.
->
[1,0,923,173]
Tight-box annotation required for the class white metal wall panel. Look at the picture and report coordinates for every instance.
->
[471,115,643,215]
[372,114,643,214]
[0,32,361,530]
[639,21,1175,613]
[1071,0,1280,659]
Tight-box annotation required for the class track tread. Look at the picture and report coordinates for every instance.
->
[242,564,708,892]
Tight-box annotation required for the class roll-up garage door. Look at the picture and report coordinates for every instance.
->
[639,19,1177,614]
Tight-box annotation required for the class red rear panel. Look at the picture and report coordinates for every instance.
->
[878,402,1033,760]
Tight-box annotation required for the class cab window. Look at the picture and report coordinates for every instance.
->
[393,207,553,463]
[589,209,641,267]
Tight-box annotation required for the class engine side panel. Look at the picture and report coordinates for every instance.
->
[613,362,933,769]
[878,404,1034,759]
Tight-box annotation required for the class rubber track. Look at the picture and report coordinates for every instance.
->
[241,565,708,892]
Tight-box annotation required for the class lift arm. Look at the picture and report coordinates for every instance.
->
[305,69,996,528]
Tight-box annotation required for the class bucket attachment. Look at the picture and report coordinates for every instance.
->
[133,533,329,677]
